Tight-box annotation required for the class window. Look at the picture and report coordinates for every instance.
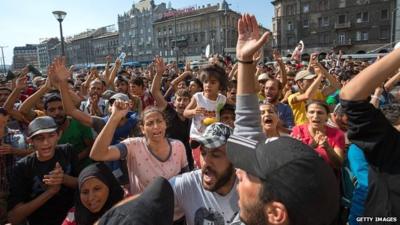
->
[303,3,310,13]
[286,4,296,16]
[356,31,362,41]
[338,15,346,24]
[380,27,389,39]
[339,0,346,8]
[303,18,309,28]
[356,12,369,23]
[318,17,329,27]
[287,21,294,31]
[381,9,388,20]
[362,31,368,41]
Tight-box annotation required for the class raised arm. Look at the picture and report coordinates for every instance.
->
[3,73,29,123]
[273,49,287,87]
[150,56,168,110]
[340,48,400,101]
[384,71,400,91]
[50,57,93,127]
[164,71,192,98]
[107,58,122,89]
[290,70,323,104]
[18,74,51,121]
[89,100,127,162]
[315,62,341,96]
[235,14,270,140]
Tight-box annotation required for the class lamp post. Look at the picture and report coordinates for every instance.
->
[52,11,67,56]
[391,8,399,48]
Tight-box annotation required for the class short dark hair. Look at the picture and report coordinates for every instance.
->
[129,77,145,87]
[305,100,330,114]
[0,107,8,116]
[220,104,235,116]
[199,64,228,91]
[265,78,283,91]
[381,103,400,125]
[175,89,191,99]
[43,92,62,110]
[190,78,203,90]
[227,80,237,91]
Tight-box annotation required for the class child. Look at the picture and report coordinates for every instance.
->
[184,64,228,137]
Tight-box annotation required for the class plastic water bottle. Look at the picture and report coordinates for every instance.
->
[118,52,126,64]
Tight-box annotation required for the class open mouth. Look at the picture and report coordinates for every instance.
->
[263,117,273,125]
[202,168,216,184]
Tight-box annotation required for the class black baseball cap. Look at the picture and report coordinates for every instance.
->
[27,116,58,138]
[98,177,174,225]
[227,136,339,225]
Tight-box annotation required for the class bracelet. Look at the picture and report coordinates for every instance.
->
[236,59,254,64]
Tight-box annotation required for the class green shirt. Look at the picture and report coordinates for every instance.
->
[58,118,93,169]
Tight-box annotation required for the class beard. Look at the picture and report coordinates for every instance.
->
[53,115,66,126]
[201,163,235,192]
[239,198,268,225]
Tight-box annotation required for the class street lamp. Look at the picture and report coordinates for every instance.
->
[52,10,67,56]
[391,8,399,48]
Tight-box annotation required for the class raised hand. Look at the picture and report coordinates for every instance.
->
[236,14,270,61]
[154,56,166,75]
[15,74,28,90]
[110,99,129,120]
[272,49,283,63]
[43,162,64,195]
[52,57,70,82]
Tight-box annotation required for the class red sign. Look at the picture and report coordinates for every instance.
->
[162,7,196,19]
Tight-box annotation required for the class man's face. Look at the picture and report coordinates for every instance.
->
[200,145,235,192]
[46,101,66,126]
[130,84,145,96]
[115,81,128,94]
[173,96,190,115]
[30,131,59,161]
[220,111,235,128]
[0,90,11,106]
[236,169,268,225]
[264,80,280,104]
[89,82,103,97]
[227,87,237,103]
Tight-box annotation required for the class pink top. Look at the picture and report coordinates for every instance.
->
[291,124,345,167]
[120,137,188,195]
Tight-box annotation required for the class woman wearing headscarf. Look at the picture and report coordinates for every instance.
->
[62,163,124,225]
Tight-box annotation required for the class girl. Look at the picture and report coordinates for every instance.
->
[90,102,189,195]
[62,163,124,225]
[184,64,227,136]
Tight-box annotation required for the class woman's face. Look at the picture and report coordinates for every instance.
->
[80,177,110,213]
[189,81,201,95]
[260,104,278,131]
[306,103,328,129]
[141,111,167,141]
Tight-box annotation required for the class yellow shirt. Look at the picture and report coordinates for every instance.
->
[288,90,325,125]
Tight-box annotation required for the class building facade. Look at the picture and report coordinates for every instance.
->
[118,0,169,62]
[92,32,119,64]
[66,25,117,66]
[37,38,59,71]
[271,0,395,56]
[13,44,39,70]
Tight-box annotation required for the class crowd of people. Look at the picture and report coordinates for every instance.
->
[0,13,399,225]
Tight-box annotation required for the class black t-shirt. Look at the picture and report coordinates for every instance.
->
[8,144,78,225]
[165,104,193,169]
[341,99,400,218]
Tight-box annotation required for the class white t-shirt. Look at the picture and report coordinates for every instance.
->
[190,92,226,137]
[169,170,239,225]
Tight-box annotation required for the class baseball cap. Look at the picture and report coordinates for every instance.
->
[295,69,316,81]
[257,73,269,81]
[110,93,130,102]
[27,116,58,138]
[190,122,233,149]
[227,136,339,225]
[98,177,174,225]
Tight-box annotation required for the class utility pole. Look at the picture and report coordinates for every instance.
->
[0,46,7,73]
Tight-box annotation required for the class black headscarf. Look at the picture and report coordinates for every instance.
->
[75,163,124,225]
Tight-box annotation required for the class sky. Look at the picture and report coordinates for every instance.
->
[0,0,274,65]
